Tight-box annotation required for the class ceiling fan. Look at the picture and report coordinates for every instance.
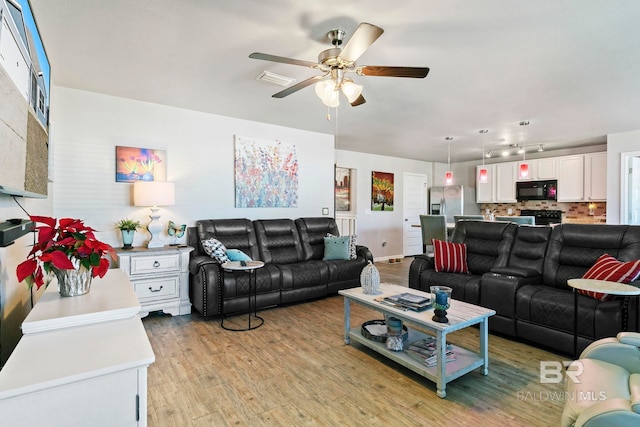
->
[249,22,430,107]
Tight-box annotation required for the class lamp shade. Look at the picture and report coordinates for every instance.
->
[444,171,453,185]
[519,163,529,179]
[133,181,175,207]
[478,168,488,184]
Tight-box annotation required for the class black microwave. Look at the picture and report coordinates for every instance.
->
[516,180,558,201]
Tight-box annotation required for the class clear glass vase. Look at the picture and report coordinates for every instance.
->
[54,264,93,297]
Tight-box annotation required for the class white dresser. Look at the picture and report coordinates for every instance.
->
[116,245,193,317]
[0,269,155,427]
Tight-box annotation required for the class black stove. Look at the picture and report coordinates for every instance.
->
[521,209,563,225]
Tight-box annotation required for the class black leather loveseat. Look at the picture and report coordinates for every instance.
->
[409,221,640,355]
[187,217,373,317]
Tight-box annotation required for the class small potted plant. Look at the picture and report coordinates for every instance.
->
[115,218,141,249]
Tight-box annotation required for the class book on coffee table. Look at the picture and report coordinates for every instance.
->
[383,292,432,311]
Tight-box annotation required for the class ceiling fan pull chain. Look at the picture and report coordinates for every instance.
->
[327,105,331,121]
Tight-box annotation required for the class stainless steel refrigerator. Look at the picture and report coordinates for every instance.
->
[429,185,464,223]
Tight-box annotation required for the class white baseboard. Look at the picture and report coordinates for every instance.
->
[373,255,407,263]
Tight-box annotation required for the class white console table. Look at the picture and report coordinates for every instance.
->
[0,269,155,426]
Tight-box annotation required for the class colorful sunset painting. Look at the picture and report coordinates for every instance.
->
[116,146,166,182]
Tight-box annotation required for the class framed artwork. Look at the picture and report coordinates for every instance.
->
[115,146,167,182]
[335,166,352,211]
[371,171,394,211]
[234,136,298,207]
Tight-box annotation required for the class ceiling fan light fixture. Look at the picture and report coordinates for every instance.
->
[341,79,363,103]
[315,79,340,107]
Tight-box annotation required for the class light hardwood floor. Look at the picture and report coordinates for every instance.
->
[143,258,567,426]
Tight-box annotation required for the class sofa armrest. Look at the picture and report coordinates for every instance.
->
[618,332,640,348]
[189,254,218,275]
[491,266,540,278]
[480,272,540,318]
[356,245,374,263]
[580,337,640,373]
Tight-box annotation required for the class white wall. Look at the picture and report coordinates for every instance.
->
[606,129,640,224]
[335,150,434,260]
[51,87,336,248]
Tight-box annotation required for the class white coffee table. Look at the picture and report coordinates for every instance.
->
[339,283,495,398]
[568,278,640,357]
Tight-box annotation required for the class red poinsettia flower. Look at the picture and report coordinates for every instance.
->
[16,216,116,290]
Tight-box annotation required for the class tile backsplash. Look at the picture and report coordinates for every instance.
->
[479,201,607,224]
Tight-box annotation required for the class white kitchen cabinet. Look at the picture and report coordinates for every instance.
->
[117,245,194,317]
[584,152,607,201]
[536,158,557,179]
[516,158,557,181]
[495,162,517,202]
[557,155,585,201]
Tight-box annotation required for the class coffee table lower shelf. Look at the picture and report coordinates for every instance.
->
[348,327,484,389]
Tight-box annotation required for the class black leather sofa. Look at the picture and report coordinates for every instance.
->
[409,221,640,355]
[187,217,373,317]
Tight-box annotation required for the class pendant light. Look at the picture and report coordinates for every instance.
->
[444,136,453,185]
[478,129,489,184]
[519,121,530,179]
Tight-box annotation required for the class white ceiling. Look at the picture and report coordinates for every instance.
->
[29,0,640,163]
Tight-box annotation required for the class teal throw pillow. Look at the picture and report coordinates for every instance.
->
[323,236,351,260]
[226,249,252,262]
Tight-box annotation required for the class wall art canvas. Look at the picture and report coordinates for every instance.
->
[115,146,167,182]
[371,171,394,211]
[335,166,352,211]
[235,136,298,207]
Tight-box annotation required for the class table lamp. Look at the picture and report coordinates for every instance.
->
[133,181,175,248]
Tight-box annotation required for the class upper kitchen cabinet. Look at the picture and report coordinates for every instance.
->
[557,155,585,201]
[584,152,607,201]
[516,158,557,181]
[476,162,517,203]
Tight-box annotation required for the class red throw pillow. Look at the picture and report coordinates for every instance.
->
[432,239,468,274]
[578,254,640,301]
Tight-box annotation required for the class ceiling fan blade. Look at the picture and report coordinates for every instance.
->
[249,52,321,70]
[338,23,384,63]
[357,65,430,78]
[350,94,366,107]
[272,75,324,98]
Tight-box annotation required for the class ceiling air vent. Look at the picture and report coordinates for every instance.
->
[256,71,295,86]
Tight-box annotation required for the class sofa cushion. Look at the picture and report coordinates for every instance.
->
[201,238,229,263]
[433,239,468,273]
[450,220,516,275]
[254,219,304,264]
[226,248,252,262]
[578,254,640,301]
[323,236,351,260]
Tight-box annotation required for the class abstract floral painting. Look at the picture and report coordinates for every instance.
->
[371,171,394,211]
[116,146,166,182]
[234,136,298,207]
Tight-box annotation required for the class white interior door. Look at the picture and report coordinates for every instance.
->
[621,152,640,224]
[403,173,428,256]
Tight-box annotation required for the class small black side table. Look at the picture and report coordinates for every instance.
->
[220,261,265,331]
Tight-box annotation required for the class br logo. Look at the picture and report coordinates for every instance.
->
[540,361,583,384]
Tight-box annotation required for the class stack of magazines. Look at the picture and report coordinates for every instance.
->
[380,292,432,311]
[405,338,457,367]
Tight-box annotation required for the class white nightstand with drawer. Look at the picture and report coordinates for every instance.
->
[117,245,194,317]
